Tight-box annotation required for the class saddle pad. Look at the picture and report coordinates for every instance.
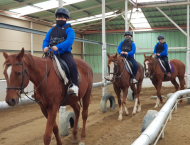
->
[124,59,132,74]
[53,56,82,84]
[158,59,175,73]
[54,55,69,85]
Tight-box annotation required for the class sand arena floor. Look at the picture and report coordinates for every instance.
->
[0,86,190,145]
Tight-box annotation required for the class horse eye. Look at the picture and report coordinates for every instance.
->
[17,72,21,76]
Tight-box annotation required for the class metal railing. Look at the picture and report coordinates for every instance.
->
[132,89,190,145]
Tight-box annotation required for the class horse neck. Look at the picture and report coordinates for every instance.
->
[117,58,125,75]
[26,56,51,87]
[151,57,157,73]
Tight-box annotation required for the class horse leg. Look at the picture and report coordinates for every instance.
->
[178,76,185,103]
[130,85,138,115]
[39,105,62,145]
[80,90,91,145]
[43,105,60,145]
[113,84,123,120]
[122,87,129,116]
[154,81,163,108]
[136,80,143,113]
[70,103,80,143]
[171,79,179,92]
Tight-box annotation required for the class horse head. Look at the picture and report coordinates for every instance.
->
[106,53,124,82]
[144,54,153,78]
[3,48,30,106]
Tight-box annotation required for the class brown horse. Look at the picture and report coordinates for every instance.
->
[2,48,93,145]
[144,54,185,108]
[105,53,144,121]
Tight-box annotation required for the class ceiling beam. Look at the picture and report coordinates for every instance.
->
[42,0,126,20]
[94,0,111,10]
[0,0,41,10]
[142,8,188,14]
[169,7,174,20]
[138,1,190,8]
[70,4,90,16]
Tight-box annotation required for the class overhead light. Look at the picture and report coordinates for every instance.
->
[9,0,86,16]
[135,9,141,19]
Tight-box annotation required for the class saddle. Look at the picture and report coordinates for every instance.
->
[158,58,175,74]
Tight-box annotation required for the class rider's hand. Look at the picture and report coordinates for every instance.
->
[52,46,58,51]
[121,51,124,54]
[124,52,128,55]
[154,53,157,57]
[157,53,160,56]
[44,47,49,53]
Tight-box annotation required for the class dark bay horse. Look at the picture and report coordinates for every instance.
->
[144,54,185,108]
[3,48,93,145]
[105,53,144,121]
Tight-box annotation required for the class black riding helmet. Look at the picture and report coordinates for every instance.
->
[124,31,133,37]
[55,7,70,19]
[158,35,165,40]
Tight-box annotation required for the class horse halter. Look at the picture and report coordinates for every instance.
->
[144,59,157,78]
[6,59,30,92]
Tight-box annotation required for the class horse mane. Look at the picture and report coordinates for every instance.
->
[3,53,35,68]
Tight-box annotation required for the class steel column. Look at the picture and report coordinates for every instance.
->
[59,0,63,8]
[102,0,107,96]
[156,7,187,36]
[125,0,128,31]
[187,0,190,103]
[30,22,33,55]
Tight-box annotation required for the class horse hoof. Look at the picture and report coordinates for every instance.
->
[137,109,141,113]
[79,142,85,145]
[132,112,136,115]
[125,113,129,116]
[154,106,158,108]
[72,139,79,144]
[118,117,122,121]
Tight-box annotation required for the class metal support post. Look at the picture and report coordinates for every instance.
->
[59,0,63,8]
[125,0,128,31]
[30,22,33,55]
[187,0,190,103]
[102,0,107,96]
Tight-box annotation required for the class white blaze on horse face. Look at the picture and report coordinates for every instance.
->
[145,61,149,73]
[109,62,114,80]
[7,66,12,81]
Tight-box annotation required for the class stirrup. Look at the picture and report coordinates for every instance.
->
[130,78,138,84]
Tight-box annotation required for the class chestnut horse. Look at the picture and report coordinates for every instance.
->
[2,48,93,145]
[144,54,185,108]
[105,53,144,121]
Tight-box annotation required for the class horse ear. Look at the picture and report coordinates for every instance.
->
[17,48,25,60]
[3,50,9,59]
[107,52,110,58]
[144,53,146,58]
[114,53,117,58]
[150,54,153,58]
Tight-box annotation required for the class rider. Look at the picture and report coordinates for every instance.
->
[153,35,171,77]
[42,7,79,96]
[117,31,138,84]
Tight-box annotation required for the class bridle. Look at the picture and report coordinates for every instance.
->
[6,59,29,92]
[144,58,158,79]
[6,58,53,104]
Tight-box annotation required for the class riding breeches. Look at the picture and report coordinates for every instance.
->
[126,56,139,77]
[58,52,79,86]
[160,56,170,73]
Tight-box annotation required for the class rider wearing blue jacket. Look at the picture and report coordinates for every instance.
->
[153,35,171,77]
[117,31,138,84]
[42,7,79,96]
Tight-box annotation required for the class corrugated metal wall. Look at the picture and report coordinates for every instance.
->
[84,31,187,73]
